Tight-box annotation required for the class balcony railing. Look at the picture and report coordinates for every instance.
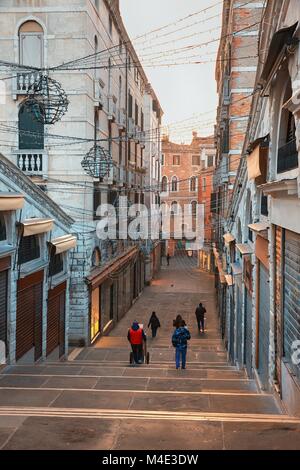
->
[12,71,42,96]
[277,138,298,173]
[15,150,48,178]
[108,96,117,120]
[93,80,104,108]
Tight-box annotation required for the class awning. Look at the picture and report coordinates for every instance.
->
[223,233,235,244]
[225,274,234,286]
[248,222,270,233]
[87,246,138,289]
[0,193,24,211]
[231,262,243,276]
[18,218,54,237]
[247,142,269,182]
[49,234,77,254]
[236,243,254,256]
[260,23,298,84]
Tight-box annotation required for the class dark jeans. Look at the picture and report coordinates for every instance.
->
[151,327,158,338]
[197,318,205,332]
[175,347,187,369]
[131,344,143,363]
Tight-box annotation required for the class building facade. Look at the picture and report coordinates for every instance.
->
[0,154,75,365]
[0,0,163,346]
[161,132,214,257]
[214,0,300,417]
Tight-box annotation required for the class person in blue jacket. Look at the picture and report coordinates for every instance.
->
[172,320,191,370]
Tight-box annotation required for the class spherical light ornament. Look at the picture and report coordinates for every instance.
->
[25,75,69,125]
[81,145,113,179]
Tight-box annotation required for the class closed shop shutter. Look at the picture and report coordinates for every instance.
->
[0,270,8,350]
[244,290,253,378]
[283,230,300,381]
[275,227,283,388]
[258,263,270,389]
[16,271,43,361]
[229,293,235,363]
[236,286,243,367]
[47,282,66,357]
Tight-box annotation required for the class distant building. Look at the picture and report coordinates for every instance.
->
[161,132,215,258]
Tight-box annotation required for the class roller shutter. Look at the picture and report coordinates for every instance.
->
[236,286,243,367]
[229,293,235,363]
[258,263,270,390]
[0,270,8,351]
[16,270,43,361]
[47,282,66,357]
[283,230,300,381]
[244,290,253,378]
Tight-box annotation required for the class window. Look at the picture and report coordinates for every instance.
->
[128,91,133,118]
[190,177,197,192]
[191,201,197,216]
[0,214,6,241]
[173,155,180,166]
[92,248,101,267]
[207,155,214,167]
[161,176,168,192]
[18,235,40,264]
[202,177,207,192]
[261,194,268,217]
[141,111,144,131]
[135,102,139,125]
[19,21,43,68]
[192,155,200,166]
[161,154,165,166]
[95,0,100,9]
[119,40,122,55]
[19,102,44,150]
[171,201,179,215]
[171,176,178,192]
[109,15,113,36]
[49,253,64,277]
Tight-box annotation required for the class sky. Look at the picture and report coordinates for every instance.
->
[120,0,222,143]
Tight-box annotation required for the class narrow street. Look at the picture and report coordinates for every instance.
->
[0,257,299,450]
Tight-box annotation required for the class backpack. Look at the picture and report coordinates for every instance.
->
[172,328,191,348]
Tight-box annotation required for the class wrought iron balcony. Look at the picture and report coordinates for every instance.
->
[277,138,298,173]
[15,150,48,178]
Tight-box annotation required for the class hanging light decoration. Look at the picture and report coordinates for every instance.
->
[81,145,113,179]
[24,75,69,125]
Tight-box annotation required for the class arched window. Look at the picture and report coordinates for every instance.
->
[92,247,101,267]
[19,102,44,150]
[94,35,98,80]
[0,214,6,241]
[19,21,44,68]
[161,176,168,192]
[171,176,178,192]
[190,177,197,192]
[191,201,198,216]
[277,78,298,173]
[171,201,179,215]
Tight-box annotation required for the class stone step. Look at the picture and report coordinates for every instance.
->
[0,373,257,394]
[0,388,281,415]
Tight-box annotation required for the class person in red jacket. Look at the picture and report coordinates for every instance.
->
[127,321,147,364]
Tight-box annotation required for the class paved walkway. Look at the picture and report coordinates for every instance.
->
[0,256,300,450]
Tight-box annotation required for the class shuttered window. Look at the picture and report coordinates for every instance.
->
[283,230,300,381]
[49,253,64,277]
[258,263,270,390]
[18,235,40,264]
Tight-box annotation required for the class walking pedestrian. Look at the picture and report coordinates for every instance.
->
[166,253,171,266]
[195,303,207,333]
[127,321,147,364]
[172,320,191,370]
[148,312,161,338]
[173,314,186,328]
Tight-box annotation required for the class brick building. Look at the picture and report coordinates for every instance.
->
[161,132,215,257]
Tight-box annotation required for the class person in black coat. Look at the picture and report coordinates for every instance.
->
[195,303,207,333]
[173,315,186,329]
[148,312,161,338]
